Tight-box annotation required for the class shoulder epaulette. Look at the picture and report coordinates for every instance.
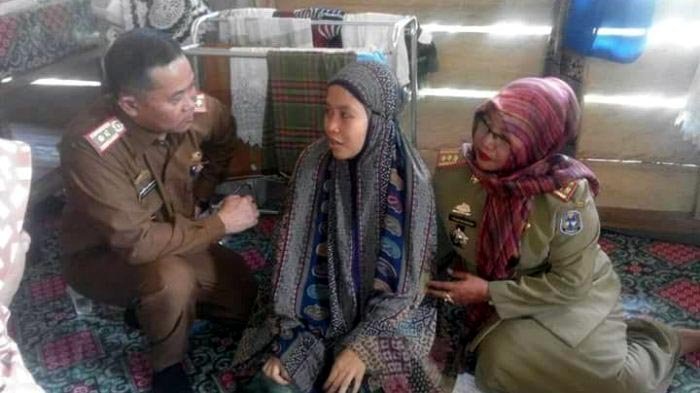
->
[436,148,467,169]
[83,117,126,155]
[552,180,579,202]
[194,93,207,113]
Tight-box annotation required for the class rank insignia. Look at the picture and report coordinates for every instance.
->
[450,227,469,248]
[436,149,467,168]
[552,181,578,202]
[194,94,207,113]
[84,117,126,154]
[560,210,582,236]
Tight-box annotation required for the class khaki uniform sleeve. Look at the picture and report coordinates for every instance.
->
[61,141,226,264]
[193,97,236,201]
[488,180,600,319]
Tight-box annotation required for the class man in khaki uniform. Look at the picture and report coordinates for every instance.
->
[60,28,258,393]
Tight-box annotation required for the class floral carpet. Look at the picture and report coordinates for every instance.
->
[9,207,700,392]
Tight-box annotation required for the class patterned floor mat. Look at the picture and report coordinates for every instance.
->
[9,213,700,392]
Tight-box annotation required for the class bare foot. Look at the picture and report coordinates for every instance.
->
[678,328,700,355]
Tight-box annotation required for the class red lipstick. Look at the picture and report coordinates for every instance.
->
[477,149,491,162]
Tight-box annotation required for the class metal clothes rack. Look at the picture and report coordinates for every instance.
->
[182,11,420,143]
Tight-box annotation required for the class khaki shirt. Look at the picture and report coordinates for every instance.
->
[60,94,235,265]
[433,148,620,348]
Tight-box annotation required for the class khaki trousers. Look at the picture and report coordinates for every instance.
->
[62,244,257,370]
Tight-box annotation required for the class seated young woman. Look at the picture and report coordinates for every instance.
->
[234,61,443,393]
[428,77,700,393]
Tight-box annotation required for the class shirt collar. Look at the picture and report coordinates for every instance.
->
[112,103,166,157]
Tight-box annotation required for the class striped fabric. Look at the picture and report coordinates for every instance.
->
[292,7,344,48]
[265,51,355,174]
[464,77,599,281]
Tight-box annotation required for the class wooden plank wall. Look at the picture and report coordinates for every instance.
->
[266,1,700,235]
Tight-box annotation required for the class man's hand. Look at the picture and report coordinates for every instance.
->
[216,195,259,234]
[427,269,490,305]
[262,356,292,385]
[323,349,365,393]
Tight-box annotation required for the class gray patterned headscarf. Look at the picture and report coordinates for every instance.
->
[236,61,441,392]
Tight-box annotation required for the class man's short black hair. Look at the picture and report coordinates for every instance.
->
[103,28,185,96]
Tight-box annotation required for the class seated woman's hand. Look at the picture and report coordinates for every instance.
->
[262,356,292,385]
[323,349,366,393]
[427,269,490,305]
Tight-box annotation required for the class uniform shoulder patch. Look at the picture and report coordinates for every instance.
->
[194,93,207,113]
[551,180,578,202]
[560,209,583,236]
[83,117,126,155]
[436,148,467,169]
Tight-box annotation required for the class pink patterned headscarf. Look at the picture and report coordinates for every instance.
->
[464,77,599,281]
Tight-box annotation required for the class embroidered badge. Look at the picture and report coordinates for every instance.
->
[194,94,207,113]
[453,203,471,216]
[84,117,126,154]
[560,210,583,236]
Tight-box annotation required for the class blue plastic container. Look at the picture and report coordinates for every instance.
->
[564,0,656,63]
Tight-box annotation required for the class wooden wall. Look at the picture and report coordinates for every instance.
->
[271,1,700,235]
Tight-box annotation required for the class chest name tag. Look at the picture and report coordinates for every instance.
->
[449,202,475,227]
[560,210,583,236]
[134,170,157,200]
[449,212,476,227]
[138,180,157,200]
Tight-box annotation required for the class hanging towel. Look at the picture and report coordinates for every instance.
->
[293,7,344,48]
[219,9,312,47]
[265,50,355,174]
[217,8,275,44]
[219,9,313,150]
[341,13,410,85]
[229,58,268,147]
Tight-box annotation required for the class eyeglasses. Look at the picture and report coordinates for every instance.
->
[474,117,510,148]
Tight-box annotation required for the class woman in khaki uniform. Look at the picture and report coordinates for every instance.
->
[428,77,700,393]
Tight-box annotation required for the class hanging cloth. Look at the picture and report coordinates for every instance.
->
[265,51,355,174]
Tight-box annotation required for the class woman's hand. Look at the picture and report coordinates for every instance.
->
[323,349,366,393]
[262,356,292,385]
[427,269,490,305]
